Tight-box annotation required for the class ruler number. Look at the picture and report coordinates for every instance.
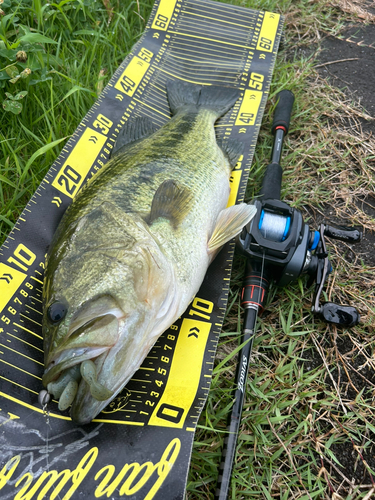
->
[57,165,82,196]
[249,72,264,90]
[118,75,136,94]
[7,244,36,272]
[238,112,255,125]
[156,403,184,424]
[259,37,272,51]
[188,297,214,320]
[138,48,153,63]
[93,114,113,135]
[155,14,168,29]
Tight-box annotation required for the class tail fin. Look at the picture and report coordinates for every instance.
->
[166,81,240,118]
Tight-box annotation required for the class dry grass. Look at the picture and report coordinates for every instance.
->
[188,0,375,498]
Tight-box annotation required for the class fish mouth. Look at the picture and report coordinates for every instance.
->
[42,314,120,413]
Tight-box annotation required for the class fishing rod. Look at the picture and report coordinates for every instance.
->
[214,90,361,500]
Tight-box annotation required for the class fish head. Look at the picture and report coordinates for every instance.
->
[42,206,177,424]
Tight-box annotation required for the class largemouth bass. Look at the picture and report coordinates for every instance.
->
[42,81,256,424]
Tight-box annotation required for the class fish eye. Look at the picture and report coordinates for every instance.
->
[47,302,67,324]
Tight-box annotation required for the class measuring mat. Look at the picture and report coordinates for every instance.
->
[0,0,283,498]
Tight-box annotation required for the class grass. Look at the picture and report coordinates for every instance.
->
[1,0,374,499]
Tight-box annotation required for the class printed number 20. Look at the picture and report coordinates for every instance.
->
[57,165,82,196]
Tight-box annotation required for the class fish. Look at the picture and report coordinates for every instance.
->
[41,81,256,424]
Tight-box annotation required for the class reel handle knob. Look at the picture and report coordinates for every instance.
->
[319,302,360,327]
[324,225,362,243]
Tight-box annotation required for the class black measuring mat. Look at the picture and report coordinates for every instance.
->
[0,1,283,498]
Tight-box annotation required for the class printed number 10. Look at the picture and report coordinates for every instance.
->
[7,244,36,272]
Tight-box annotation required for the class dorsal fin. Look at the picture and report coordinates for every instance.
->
[217,138,244,167]
[112,117,158,158]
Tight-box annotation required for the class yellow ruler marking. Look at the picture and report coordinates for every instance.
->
[13,322,42,340]
[168,31,251,50]
[0,391,71,420]
[30,276,43,285]
[26,304,43,316]
[190,0,257,22]
[169,52,240,67]
[227,170,242,207]
[157,67,209,85]
[20,313,42,327]
[0,264,27,313]
[133,98,171,118]
[235,89,263,127]
[31,295,42,303]
[0,359,42,379]
[151,0,177,31]
[163,58,238,82]
[115,55,151,96]
[148,319,211,429]
[1,375,39,395]
[256,12,280,53]
[52,127,107,199]
[181,10,253,29]
[0,343,43,366]
[93,418,144,426]
[6,332,43,352]
[168,42,242,60]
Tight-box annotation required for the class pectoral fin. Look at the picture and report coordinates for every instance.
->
[148,179,192,229]
[208,203,257,253]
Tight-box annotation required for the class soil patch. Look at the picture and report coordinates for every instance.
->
[317,22,375,267]
[314,14,375,492]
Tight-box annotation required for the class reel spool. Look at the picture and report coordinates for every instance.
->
[259,210,291,242]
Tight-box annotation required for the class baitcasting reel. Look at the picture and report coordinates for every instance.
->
[237,90,361,328]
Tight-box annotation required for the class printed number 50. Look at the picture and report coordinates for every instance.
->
[249,72,264,90]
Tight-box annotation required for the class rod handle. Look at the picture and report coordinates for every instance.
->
[271,90,295,135]
[259,162,282,200]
